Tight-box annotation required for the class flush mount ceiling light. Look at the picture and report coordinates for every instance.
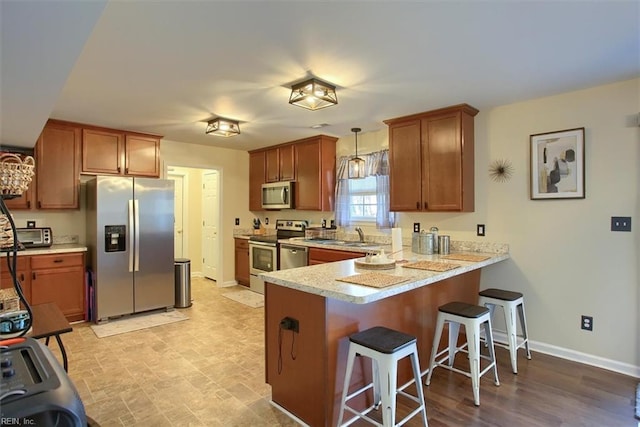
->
[205,117,240,137]
[289,78,338,111]
[348,127,365,179]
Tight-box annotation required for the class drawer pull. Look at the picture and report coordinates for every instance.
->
[53,259,64,263]
[32,272,36,280]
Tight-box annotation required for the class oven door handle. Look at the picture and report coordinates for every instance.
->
[249,240,278,248]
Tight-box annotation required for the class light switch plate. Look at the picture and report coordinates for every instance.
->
[477,224,485,236]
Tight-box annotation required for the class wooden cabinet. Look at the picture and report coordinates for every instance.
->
[249,135,337,211]
[0,252,85,322]
[1,256,31,305]
[249,151,265,211]
[234,238,250,286]
[308,247,363,265]
[35,120,81,209]
[385,104,478,212]
[295,135,337,211]
[82,127,160,178]
[265,145,295,183]
[31,253,85,322]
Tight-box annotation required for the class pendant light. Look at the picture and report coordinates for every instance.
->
[348,127,365,179]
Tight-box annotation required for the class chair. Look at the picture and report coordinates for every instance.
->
[338,326,428,426]
[478,288,531,374]
[425,302,499,406]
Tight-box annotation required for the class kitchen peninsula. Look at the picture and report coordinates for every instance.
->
[260,245,508,426]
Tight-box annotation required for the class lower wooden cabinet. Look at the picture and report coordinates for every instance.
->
[234,238,250,286]
[1,256,32,306]
[308,247,363,265]
[1,252,85,322]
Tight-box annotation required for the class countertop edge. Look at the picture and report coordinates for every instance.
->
[261,252,510,304]
[1,245,88,256]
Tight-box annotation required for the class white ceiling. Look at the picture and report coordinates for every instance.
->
[2,1,639,152]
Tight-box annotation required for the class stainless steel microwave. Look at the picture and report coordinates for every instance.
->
[15,227,53,248]
[261,181,294,209]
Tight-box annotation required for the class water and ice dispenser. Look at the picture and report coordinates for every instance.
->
[104,225,126,252]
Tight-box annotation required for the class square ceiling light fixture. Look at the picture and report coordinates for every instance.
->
[289,78,338,111]
[205,117,240,137]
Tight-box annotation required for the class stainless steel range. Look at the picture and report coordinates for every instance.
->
[248,219,307,294]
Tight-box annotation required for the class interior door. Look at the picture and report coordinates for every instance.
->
[168,172,186,258]
[202,170,219,280]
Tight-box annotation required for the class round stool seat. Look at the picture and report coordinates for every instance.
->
[479,288,523,301]
[439,301,489,318]
[350,326,416,354]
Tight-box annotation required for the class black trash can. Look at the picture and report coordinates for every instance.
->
[174,258,192,308]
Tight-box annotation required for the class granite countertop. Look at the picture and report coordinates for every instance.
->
[1,244,88,256]
[260,248,509,304]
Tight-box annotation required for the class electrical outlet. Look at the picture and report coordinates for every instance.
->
[413,222,420,233]
[611,216,631,232]
[280,316,299,333]
[235,218,240,226]
[27,220,36,228]
[581,315,593,331]
[477,224,485,236]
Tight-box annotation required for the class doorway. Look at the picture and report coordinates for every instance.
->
[167,166,220,282]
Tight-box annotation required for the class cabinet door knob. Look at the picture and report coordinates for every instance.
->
[416,201,420,210]
[27,201,31,209]
[424,202,428,210]
[20,273,25,281]
[32,272,36,280]
[117,166,121,173]
[37,201,42,209]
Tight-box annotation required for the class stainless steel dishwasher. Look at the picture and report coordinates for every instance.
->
[279,244,309,270]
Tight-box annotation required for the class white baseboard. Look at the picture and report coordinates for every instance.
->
[491,331,640,379]
[191,271,204,278]
[219,280,237,287]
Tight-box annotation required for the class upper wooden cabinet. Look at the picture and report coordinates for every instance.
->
[295,135,337,211]
[384,104,478,212]
[265,145,295,182]
[249,135,337,212]
[249,151,266,211]
[82,127,160,177]
[36,120,81,209]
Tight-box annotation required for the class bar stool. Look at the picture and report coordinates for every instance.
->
[338,326,428,427]
[425,302,499,406]
[478,288,531,374]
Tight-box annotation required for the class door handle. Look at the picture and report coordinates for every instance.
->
[128,199,134,272]
[134,199,140,272]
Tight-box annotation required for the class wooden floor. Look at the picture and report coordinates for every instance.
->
[350,345,639,427]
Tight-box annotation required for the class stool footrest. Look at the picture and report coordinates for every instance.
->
[341,405,382,427]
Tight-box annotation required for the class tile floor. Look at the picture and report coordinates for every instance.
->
[55,277,298,426]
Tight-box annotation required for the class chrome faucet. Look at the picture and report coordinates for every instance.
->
[355,227,365,243]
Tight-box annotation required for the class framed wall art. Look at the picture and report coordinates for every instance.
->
[530,127,585,200]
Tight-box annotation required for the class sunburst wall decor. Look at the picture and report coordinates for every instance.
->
[489,159,514,182]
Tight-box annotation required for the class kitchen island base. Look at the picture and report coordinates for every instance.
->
[265,269,481,426]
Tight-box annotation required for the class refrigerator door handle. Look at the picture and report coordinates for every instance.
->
[128,199,134,272]
[134,199,140,272]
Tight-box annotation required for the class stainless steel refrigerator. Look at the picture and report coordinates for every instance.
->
[86,176,175,323]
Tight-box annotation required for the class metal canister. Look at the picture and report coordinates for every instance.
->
[430,226,439,253]
[438,235,450,255]
[412,231,434,254]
